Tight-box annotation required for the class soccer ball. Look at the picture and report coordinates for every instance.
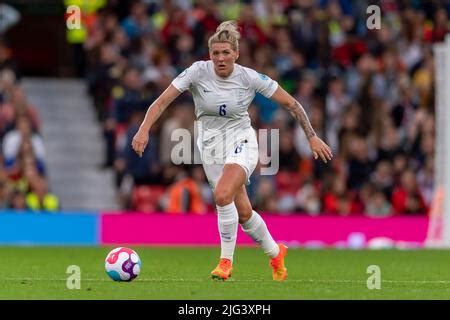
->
[105,247,141,281]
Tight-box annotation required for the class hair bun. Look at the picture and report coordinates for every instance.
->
[208,20,241,51]
[216,21,241,40]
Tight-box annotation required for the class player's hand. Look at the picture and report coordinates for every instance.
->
[132,128,149,157]
[308,135,333,163]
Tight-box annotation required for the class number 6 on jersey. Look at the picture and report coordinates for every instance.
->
[219,104,227,116]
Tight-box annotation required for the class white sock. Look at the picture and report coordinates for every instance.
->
[217,202,239,262]
[241,210,279,258]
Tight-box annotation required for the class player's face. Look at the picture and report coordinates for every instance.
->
[210,42,239,78]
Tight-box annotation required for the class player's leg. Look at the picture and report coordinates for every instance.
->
[210,163,246,280]
[235,185,279,256]
[235,186,288,281]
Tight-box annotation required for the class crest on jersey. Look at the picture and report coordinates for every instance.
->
[258,73,269,80]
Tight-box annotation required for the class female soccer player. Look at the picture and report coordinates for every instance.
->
[132,21,333,281]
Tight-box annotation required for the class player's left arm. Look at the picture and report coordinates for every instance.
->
[270,86,333,163]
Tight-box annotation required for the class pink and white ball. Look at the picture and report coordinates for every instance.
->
[105,247,141,281]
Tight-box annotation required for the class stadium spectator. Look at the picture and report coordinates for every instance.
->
[25,176,59,212]
[278,130,301,172]
[158,103,195,165]
[87,42,123,122]
[0,4,21,36]
[191,164,214,211]
[120,1,154,40]
[79,0,449,216]
[2,116,46,176]
[370,160,394,200]
[0,36,53,213]
[423,6,449,43]
[254,177,279,212]
[322,173,361,216]
[0,68,17,104]
[191,0,220,58]
[417,156,434,205]
[8,188,27,210]
[0,40,20,80]
[346,135,372,191]
[64,0,105,77]
[103,66,152,167]
[0,86,41,136]
[0,178,10,208]
[237,3,268,47]
[164,166,207,214]
[114,111,161,208]
[391,169,428,215]
[295,178,321,215]
[325,76,350,152]
[18,156,41,194]
[365,188,393,218]
[5,140,42,188]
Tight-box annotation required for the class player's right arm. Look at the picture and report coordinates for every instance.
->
[132,84,181,157]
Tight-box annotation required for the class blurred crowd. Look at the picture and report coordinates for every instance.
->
[80,0,448,216]
[0,41,59,211]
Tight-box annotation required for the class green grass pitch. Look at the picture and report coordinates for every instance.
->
[0,246,449,299]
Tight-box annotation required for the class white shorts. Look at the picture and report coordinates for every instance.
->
[197,128,259,190]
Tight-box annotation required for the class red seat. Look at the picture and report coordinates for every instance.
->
[132,185,166,213]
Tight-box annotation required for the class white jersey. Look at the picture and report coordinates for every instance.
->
[171,60,278,187]
[171,60,278,146]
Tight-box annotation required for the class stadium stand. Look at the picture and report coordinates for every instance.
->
[81,0,448,215]
[0,40,60,211]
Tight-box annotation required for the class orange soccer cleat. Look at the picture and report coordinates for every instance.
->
[270,244,288,281]
[211,258,233,281]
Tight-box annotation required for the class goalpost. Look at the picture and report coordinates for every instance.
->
[427,34,450,248]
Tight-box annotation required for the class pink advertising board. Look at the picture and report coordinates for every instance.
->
[100,213,428,248]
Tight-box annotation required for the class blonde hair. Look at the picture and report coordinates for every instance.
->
[208,21,241,51]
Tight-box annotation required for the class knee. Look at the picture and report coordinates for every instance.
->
[214,188,234,207]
